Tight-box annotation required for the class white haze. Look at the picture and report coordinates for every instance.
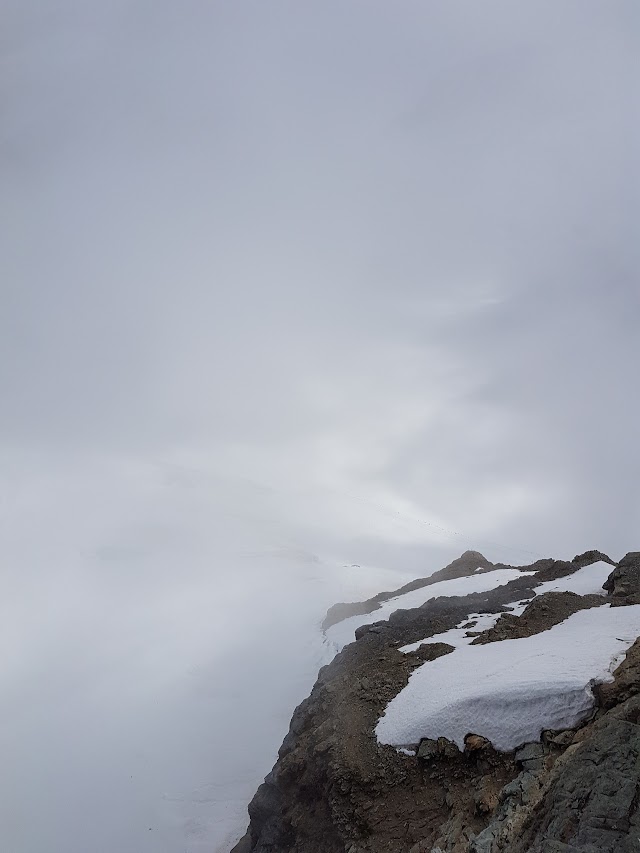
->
[1,2,638,851]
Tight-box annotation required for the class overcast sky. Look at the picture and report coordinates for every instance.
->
[1,2,639,851]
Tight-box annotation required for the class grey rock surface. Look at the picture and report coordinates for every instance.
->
[509,696,640,853]
[603,551,640,604]
[571,549,616,568]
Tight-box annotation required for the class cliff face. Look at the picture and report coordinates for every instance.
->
[232,551,640,853]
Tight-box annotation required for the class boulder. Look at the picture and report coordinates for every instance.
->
[417,735,460,760]
[603,552,640,604]
[464,734,491,752]
[417,738,439,760]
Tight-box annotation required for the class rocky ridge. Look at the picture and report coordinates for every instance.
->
[322,552,495,630]
[232,550,640,853]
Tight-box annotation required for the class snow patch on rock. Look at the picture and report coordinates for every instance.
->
[534,560,612,597]
[400,611,502,653]
[325,568,534,653]
[376,604,640,751]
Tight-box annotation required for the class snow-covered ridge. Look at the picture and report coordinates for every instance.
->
[324,567,533,654]
[398,560,612,655]
[324,557,637,752]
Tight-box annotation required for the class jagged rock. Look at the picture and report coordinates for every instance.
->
[437,736,461,759]
[514,742,546,772]
[472,591,605,644]
[473,787,498,815]
[417,736,461,760]
[508,695,640,853]
[417,738,439,760]
[572,549,616,567]
[552,730,575,748]
[515,743,545,763]
[471,760,549,850]
[542,729,575,748]
[603,551,640,604]
[530,559,587,583]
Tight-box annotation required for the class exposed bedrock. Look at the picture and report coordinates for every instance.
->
[471,591,605,645]
[603,551,640,605]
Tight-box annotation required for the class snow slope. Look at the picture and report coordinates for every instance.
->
[376,604,640,751]
[534,560,611,597]
[325,568,533,653]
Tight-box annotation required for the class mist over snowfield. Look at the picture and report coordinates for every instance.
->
[1,1,638,852]
[0,452,386,851]
[0,450,505,852]
[0,451,619,852]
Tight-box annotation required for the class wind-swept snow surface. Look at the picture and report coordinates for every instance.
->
[534,560,612,597]
[325,568,532,654]
[376,604,640,751]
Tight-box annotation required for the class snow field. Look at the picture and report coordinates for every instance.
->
[376,604,640,751]
[533,560,612,597]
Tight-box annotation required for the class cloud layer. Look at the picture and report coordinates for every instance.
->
[1,2,638,850]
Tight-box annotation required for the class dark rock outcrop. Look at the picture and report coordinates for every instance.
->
[472,591,605,645]
[603,551,640,604]
[571,549,616,568]
[595,637,640,710]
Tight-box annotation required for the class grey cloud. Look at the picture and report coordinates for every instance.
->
[1,2,638,851]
